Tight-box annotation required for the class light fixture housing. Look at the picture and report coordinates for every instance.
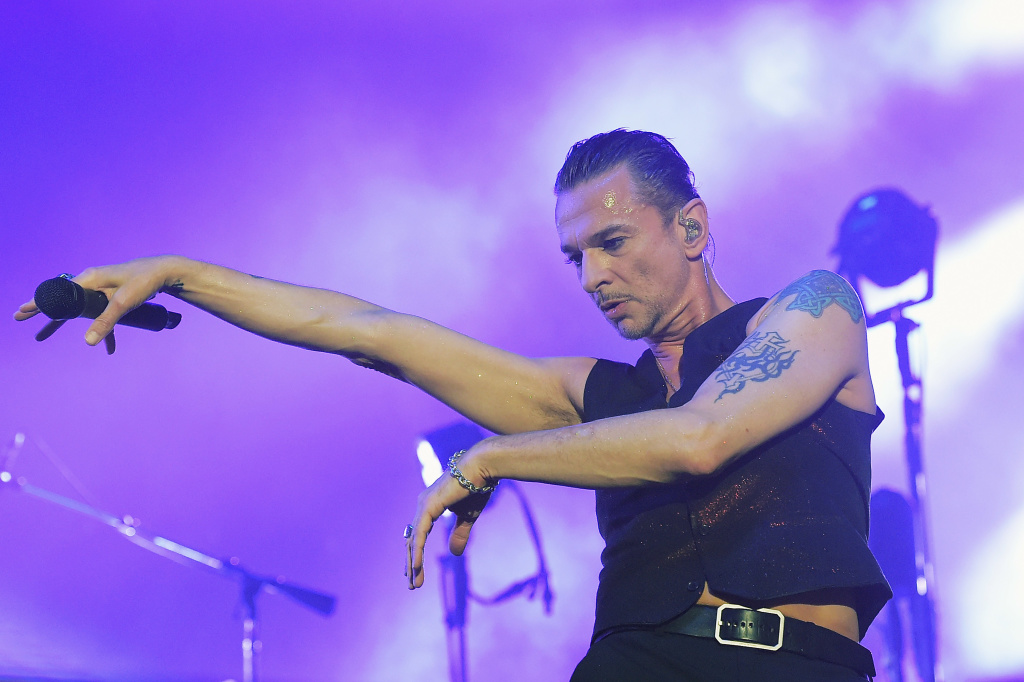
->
[416,422,485,487]
[833,188,938,326]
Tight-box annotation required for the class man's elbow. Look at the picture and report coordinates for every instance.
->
[324,307,395,357]
[680,419,746,477]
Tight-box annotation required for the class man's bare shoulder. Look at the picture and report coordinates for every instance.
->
[741,270,875,414]
[748,270,865,334]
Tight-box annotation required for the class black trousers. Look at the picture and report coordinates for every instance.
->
[571,630,870,682]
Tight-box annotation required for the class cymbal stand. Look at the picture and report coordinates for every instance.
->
[0,455,335,682]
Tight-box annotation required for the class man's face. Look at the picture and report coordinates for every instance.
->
[555,166,690,340]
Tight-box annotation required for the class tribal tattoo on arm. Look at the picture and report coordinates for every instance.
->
[714,331,798,402]
[776,270,863,323]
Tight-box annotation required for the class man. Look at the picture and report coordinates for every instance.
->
[17,130,890,680]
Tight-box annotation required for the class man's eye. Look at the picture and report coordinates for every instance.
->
[564,254,582,267]
[603,237,625,251]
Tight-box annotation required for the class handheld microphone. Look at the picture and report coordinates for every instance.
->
[33,276,181,331]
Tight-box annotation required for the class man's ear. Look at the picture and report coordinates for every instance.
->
[676,199,709,259]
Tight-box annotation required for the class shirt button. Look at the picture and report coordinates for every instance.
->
[687,581,701,592]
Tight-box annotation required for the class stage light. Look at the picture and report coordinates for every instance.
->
[833,188,938,326]
[416,440,445,487]
[415,423,486,515]
[835,187,939,682]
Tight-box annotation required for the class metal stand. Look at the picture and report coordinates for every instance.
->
[439,518,469,682]
[833,186,941,681]
[437,480,554,682]
[891,311,939,682]
[240,573,263,682]
[0,444,335,682]
[866,309,939,682]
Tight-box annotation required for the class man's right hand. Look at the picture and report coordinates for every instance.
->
[15,256,181,352]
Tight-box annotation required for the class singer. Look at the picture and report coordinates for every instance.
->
[16,130,891,680]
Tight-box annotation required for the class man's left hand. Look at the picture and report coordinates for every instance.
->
[405,451,492,589]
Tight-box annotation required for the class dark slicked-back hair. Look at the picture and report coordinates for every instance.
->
[554,129,700,224]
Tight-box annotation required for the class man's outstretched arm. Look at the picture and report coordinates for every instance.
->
[15,256,596,436]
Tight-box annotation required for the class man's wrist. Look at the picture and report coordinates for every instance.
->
[469,437,502,486]
[448,448,495,491]
[157,255,194,296]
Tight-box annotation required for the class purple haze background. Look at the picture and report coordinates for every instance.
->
[2,1,1024,680]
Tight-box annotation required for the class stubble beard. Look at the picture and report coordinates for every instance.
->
[607,305,660,341]
[593,289,666,341]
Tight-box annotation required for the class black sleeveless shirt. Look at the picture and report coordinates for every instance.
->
[583,298,892,641]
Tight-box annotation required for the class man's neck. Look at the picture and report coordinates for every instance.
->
[647,270,735,388]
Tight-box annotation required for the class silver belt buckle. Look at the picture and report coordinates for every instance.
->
[714,604,785,651]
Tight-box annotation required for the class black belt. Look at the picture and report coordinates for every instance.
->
[652,604,875,678]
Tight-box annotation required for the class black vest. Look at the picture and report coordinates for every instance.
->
[583,298,892,641]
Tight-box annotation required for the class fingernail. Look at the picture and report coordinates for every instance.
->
[85,332,99,345]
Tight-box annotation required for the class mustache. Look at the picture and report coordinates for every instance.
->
[594,293,634,308]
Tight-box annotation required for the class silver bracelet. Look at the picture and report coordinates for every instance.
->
[447,450,496,494]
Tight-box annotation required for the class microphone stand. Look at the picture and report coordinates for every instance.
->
[436,480,554,682]
[439,516,468,682]
[0,470,336,682]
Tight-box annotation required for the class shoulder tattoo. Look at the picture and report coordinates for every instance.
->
[714,331,798,402]
[776,270,863,324]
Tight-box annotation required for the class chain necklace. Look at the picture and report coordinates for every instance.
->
[654,354,678,394]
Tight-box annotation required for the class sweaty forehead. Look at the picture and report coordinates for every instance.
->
[555,167,643,241]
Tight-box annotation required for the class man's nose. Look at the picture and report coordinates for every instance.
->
[580,251,612,294]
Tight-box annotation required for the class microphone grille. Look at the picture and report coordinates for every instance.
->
[34,277,85,319]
